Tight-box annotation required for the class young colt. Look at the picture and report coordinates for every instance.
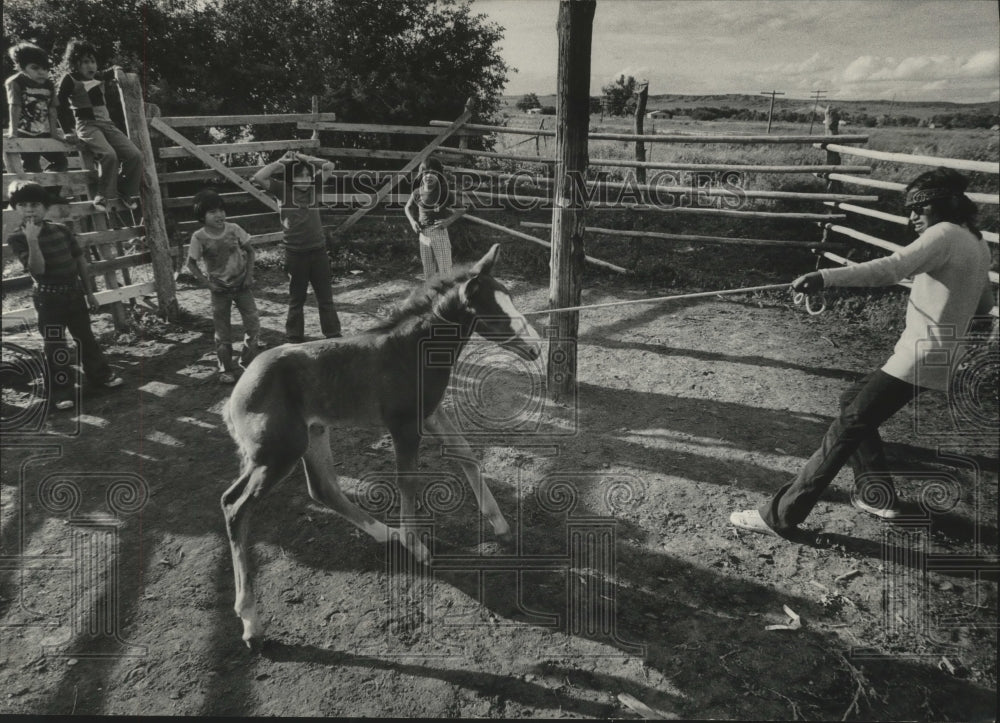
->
[220,244,542,649]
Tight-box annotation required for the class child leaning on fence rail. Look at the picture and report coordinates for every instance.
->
[404,156,454,279]
[5,42,72,201]
[5,181,124,412]
[55,39,142,214]
[185,189,262,384]
[730,167,997,539]
[251,150,342,343]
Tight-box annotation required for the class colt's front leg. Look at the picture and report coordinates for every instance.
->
[391,422,431,564]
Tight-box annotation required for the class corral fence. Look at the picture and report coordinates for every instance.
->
[3,89,998,333]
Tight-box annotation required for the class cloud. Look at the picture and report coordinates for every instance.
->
[841,49,999,83]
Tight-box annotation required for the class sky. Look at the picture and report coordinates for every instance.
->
[471,0,1000,103]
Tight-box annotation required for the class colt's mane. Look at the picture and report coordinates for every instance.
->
[369,264,479,333]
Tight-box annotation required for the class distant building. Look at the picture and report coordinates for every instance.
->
[526,107,543,115]
[647,109,672,119]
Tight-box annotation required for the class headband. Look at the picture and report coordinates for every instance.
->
[904,187,955,208]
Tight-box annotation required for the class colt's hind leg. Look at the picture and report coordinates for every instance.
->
[221,458,297,650]
[425,409,511,544]
[390,422,431,564]
[302,424,394,544]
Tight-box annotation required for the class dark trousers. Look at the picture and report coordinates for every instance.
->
[760,370,925,532]
[33,289,113,403]
[284,248,340,342]
[21,150,69,173]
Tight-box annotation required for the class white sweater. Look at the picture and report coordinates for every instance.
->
[820,222,995,391]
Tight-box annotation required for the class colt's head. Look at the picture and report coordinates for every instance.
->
[457,244,542,361]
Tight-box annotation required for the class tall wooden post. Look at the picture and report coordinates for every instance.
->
[548,0,595,402]
[633,81,648,184]
[118,73,179,321]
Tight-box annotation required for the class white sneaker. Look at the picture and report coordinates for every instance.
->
[102,376,124,388]
[851,496,902,520]
[54,399,75,411]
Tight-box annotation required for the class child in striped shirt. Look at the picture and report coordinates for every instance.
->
[5,182,123,412]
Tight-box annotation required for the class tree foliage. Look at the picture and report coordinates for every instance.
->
[601,74,637,117]
[3,0,511,129]
[515,92,540,112]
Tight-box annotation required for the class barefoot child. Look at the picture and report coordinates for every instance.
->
[186,189,261,383]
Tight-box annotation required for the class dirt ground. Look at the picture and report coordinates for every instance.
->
[1,246,997,719]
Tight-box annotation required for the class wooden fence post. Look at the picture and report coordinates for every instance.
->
[549,0,595,403]
[118,73,179,321]
[633,81,648,185]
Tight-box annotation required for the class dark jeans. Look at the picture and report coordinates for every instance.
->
[33,288,113,403]
[21,150,69,173]
[760,370,925,532]
[284,248,340,341]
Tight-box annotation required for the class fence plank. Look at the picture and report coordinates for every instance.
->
[150,117,280,212]
[824,173,999,205]
[157,138,320,158]
[158,165,261,184]
[461,212,627,273]
[298,121,484,136]
[334,101,476,234]
[521,222,850,250]
[817,143,1000,175]
[431,120,871,144]
[157,113,340,127]
[2,170,95,195]
[2,282,157,330]
[318,147,464,161]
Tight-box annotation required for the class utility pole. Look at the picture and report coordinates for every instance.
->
[808,89,827,134]
[759,90,785,134]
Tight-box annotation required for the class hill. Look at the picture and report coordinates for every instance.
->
[503,93,999,121]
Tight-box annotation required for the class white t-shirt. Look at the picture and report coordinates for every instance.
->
[187,222,252,290]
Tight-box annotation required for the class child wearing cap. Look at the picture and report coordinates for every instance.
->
[5,181,123,411]
[185,189,261,383]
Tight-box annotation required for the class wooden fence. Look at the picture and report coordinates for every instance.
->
[811,118,998,316]
[5,94,998,330]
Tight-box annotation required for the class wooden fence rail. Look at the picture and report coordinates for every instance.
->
[430,120,871,145]
[822,173,999,205]
[816,142,1000,175]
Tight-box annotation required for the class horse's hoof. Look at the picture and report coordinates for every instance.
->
[496,530,515,549]
[243,635,264,654]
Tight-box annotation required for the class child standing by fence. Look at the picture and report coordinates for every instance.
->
[404,157,454,279]
[252,151,341,343]
[5,182,124,411]
[186,189,261,384]
[56,39,142,213]
[5,42,71,198]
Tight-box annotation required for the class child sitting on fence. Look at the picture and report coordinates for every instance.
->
[251,150,342,343]
[186,189,261,384]
[5,181,124,412]
[5,42,72,201]
[56,39,142,214]
[404,157,454,279]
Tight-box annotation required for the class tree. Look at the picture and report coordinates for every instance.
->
[600,74,637,117]
[3,0,511,131]
[516,93,540,112]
